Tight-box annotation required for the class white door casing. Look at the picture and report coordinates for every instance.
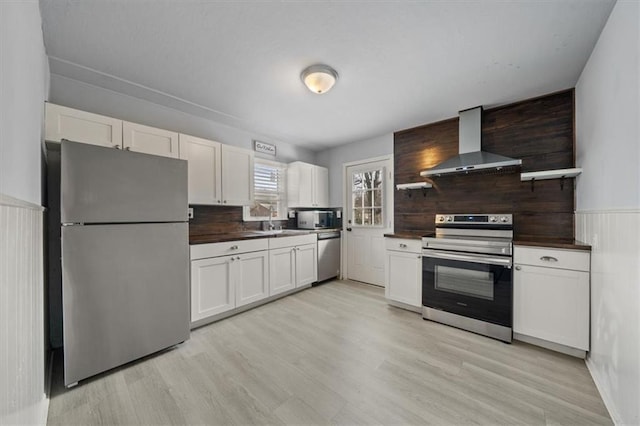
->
[344,157,393,286]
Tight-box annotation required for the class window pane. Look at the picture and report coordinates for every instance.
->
[353,192,363,208]
[373,208,382,225]
[372,189,382,207]
[373,170,382,188]
[353,208,362,225]
[363,209,372,225]
[364,190,373,208]
[247,159,286,220]
[352,173,364,191]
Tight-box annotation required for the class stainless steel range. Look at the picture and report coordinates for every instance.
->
[422,214,514,342]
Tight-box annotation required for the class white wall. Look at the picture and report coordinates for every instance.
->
[575,1,640,424]
[0,1,49,205]
[0,1,50,425]
[316,133,393,207]
[49,74,316,165]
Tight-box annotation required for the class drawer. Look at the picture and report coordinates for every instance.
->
[269,234,317,250]
[514,246,590,272]
[385,238,422,253]
[191,238,269,260]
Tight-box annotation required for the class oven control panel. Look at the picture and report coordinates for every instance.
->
[436,214,512,226]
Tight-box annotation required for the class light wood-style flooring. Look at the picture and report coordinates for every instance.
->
[47,280,612,425]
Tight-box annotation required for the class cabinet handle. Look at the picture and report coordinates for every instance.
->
[236,256,240,260]
[217,200,221,204]
[230,257,235,262]
[114,144,121,149]
[399,243,407,248]
[540,256,558,262]
[230,245,238,250]
[417,255,421,259]
[223,200,227,204]
[515,265,522,271]
[124,146,131,151]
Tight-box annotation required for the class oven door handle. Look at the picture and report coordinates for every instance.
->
[422,249,512,267]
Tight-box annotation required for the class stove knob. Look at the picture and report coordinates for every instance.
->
[489,216,498,223]
[438,216,445,222]
[500,216,509,223]
[446,216,453,222]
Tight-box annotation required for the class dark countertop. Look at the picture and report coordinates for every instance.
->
[384,232,591,251]
[190,228,341,245]
[384,231,431,240]
[513,238,591,251]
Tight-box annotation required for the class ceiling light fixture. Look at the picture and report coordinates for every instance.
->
[300,64,338,94]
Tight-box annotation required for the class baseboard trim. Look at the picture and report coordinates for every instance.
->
[586,357,622,425]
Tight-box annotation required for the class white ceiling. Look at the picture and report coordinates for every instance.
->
[40,1,615,151]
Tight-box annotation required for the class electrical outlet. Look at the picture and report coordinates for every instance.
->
[336,210,341,218]
[188,208,194,219]
[288,210,296,219]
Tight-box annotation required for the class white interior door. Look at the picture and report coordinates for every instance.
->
[345,158,393,286]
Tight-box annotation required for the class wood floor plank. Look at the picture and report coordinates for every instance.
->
[48,280,612,425]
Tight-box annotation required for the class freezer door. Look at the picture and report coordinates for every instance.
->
[62,222,189,386]
[61,140,187,223]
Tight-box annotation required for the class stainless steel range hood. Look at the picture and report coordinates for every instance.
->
[420,107,521,177]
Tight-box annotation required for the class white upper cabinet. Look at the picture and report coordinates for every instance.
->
[123,121,180,159]
[221,144,254,206]
[287,161,329,208]
[45,103,123,148]
[179,134,222,205]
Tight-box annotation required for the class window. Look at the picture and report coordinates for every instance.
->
[351,168,384,226]
[243,159,287,221]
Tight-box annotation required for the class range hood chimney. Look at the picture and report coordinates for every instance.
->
[420,107,521,177]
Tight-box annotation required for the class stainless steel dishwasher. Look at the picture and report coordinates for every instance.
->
[316,231,341,283]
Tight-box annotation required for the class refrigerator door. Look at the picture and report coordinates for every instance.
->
[61,140,188,223]
[62,222,189,386]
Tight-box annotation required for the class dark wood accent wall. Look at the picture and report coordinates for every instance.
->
[394,89,575,240]
[189,205,290,238]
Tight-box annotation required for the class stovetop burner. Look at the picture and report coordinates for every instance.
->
[422,213,514,256]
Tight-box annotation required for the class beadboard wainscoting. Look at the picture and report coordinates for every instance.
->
[576,210,640,425]
[0,194,48,425]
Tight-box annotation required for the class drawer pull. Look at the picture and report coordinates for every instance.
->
[540,256,558,262]
[230,245,239,250]
[399,243,407,248]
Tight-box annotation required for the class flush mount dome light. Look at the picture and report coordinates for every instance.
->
[301,64,338,94]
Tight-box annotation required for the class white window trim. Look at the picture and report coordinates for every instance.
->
[243,158,288,222]
[350,166,386,228]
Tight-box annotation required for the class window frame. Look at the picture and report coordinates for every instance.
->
[350,166,385,228]
[243,158,288,222]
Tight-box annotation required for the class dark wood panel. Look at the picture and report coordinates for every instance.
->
[189,205,289,239]
[393,89,575,240]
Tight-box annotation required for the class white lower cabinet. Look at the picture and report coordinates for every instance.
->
[269,235,318,296]
[191,255,235,321]
[235,250,269,307]
[191,234,316,326]
[269,247,296,296]
[513,245,590,356]
[385,238,423,310]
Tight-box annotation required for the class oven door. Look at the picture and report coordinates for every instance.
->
[422,249,512,327]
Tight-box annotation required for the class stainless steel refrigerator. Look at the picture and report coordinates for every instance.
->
[60,140,190,387]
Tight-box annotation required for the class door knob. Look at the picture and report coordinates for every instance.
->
[515,266,521,271]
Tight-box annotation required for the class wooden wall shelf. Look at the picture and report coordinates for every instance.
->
[395,182,432,190]
[520,168,582,182]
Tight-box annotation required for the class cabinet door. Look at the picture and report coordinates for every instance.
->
[235,251,269,307]
[179,135,222,205]
[221,145,254,206]
[190,256,235,322]
[385,250,422,307]
[313,166,329,207]
[123,121,179,158]
[295,243,318,287]
[269,247,296,296]
[513,265,589,350]
[45,103,122,148]
[287,162,314,207]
